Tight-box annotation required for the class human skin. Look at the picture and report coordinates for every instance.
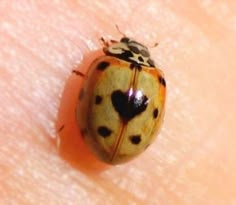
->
[0,0,236,204]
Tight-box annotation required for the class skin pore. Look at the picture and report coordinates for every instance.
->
[0,1,236,204]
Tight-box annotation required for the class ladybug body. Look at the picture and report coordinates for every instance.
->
[77,37,166,164]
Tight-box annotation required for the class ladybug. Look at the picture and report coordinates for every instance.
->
[76,37,166,164]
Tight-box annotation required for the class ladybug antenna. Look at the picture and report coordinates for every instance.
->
[100,37,110,47]
[115,24,126,37]
[149,42,159,48]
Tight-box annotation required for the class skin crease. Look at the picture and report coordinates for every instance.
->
[0,0,236,204]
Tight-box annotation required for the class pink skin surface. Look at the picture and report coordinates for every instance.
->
[0,1,236,204]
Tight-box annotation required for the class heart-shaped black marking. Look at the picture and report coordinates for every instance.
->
[111,89,148,122]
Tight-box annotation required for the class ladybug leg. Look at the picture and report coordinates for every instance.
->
[110,39,119,43]
[72,70,86,77]
[57,124,65,133]
[100,37,110,47]
[100,37,112,54]
[100,37,119,54]
[100,37,119,46]
[100,24,125,48]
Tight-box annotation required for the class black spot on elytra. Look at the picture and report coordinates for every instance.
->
[95,95,102,104]
[79,88,84,100]
[111,89,148,122]
[129,135,141,145]
[153,108,159,119]
[158,76,166,87]
[96,61,110,71]
[97,126,112,138]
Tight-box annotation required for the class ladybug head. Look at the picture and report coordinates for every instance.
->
[104,37,156,68]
